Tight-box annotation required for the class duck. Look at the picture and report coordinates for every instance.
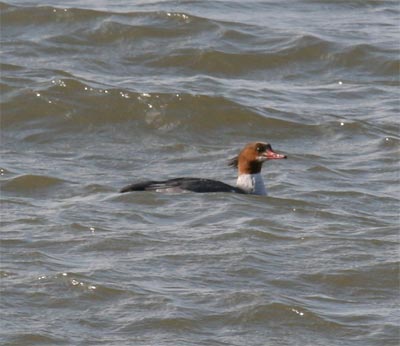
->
[120,141,287,195]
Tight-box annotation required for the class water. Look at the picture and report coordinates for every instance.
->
[1,1,399,345]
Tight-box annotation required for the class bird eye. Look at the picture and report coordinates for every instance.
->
[256,144,265,152]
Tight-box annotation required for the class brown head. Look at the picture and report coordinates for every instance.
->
[228,142,287,175]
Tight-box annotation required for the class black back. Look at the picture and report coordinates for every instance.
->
[120,177,246,194]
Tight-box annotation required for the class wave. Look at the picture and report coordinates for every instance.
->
[2,81,314,132]
[302,261,399,291]
[2,174,66,192]
[146,34,334,74]
[3,2,396,79]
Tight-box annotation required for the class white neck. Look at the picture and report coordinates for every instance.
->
[236,173,267,195]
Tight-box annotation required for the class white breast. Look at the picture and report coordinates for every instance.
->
[236,173,267,195]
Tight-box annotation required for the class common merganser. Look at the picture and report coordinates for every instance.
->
[120,142,287,195]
